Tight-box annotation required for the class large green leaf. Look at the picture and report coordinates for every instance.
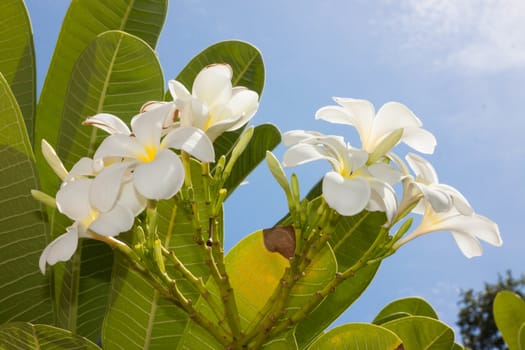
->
[35,0,167,194]
[102,160,214,349]
[382,316,455,350]
[308,323,402,350]
[493,290,525,350]
[0,73,53,324]
[294,210,386,348]
[0,0,36,144]
[0,322,100,349]
[373,297,439,325]
[50,30,164,341]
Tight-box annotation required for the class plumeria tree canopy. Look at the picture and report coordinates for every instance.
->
[0,1,508,349]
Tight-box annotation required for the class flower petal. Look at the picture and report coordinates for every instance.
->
[130,103,173,148]
[89,204,134,236]
[84,113,131,135]
[192,64,233,108]
[168,79,191,100]
[94,134,143,162]
[133,149,184,200]
[446,214,502,247]
[39,225,79,274]
[119,180,147,216]
[415,183,451,212]
[67,157,95,181]
[405,153,438,183]
[282,130,324,146]
[436,184,473,215]
[372,102,422,142]
[90,162,129,212]
[315,105,354,125]
[322,171,371,216]
[402,127,437,154]
[177,97,209,129]
[56,178,92,221]
[333,97,376,142]
[450,231,483,258]
[224,89,259,131]
[368,179,398,222]
[282,143,334,168]
[368,163,402,186]
[162,126,215,163]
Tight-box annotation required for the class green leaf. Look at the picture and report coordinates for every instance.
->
[0,73,53,324]
[294,210,386,348]
[493,290,525,350]
[0,0,36,144]
[229,230,336,328]
[373,297,439,325]
[35,0,167,194]
[102,160,214,349]
[307,323,403,350]
[222,124,281,196]
[519,323,525,350]
[50,30,164,341]
[0,322,101,349]
[382,316,455,350]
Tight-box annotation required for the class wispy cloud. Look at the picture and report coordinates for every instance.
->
[386,0,525,72]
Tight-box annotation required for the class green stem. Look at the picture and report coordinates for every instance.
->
[207,216,242,343]
[162,246,228,329]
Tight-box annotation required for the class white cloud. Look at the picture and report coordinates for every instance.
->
[388,0,525,72]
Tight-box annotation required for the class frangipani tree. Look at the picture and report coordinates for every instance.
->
[0,1,503,349]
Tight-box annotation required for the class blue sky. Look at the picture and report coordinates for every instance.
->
[26,0,525,337]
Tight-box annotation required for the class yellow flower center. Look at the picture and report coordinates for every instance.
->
[137,145,158,163]
[81,209,99,228]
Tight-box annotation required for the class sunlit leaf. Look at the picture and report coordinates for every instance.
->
[0,73,52,324]
[382,316,455,350]
[373,297,439,325]
[49,30,164,341]
[494,291,525,350]
[308,323,403,350]
[0,0,36,144]
[0,322,101,349]
[35,0,167,194]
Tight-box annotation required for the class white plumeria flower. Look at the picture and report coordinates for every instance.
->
[394,204,502,258]
[405,153,473,214]
[282,130,399,220]
[39,173,142,274]
[315,98,436,160]
[87,103,215,201]
[167,64,259,141]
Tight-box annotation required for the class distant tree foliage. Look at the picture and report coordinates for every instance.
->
[457,271,525,350]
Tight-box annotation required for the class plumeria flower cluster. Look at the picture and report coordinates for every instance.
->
[281,97,501,258]
[38,64,259,273]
